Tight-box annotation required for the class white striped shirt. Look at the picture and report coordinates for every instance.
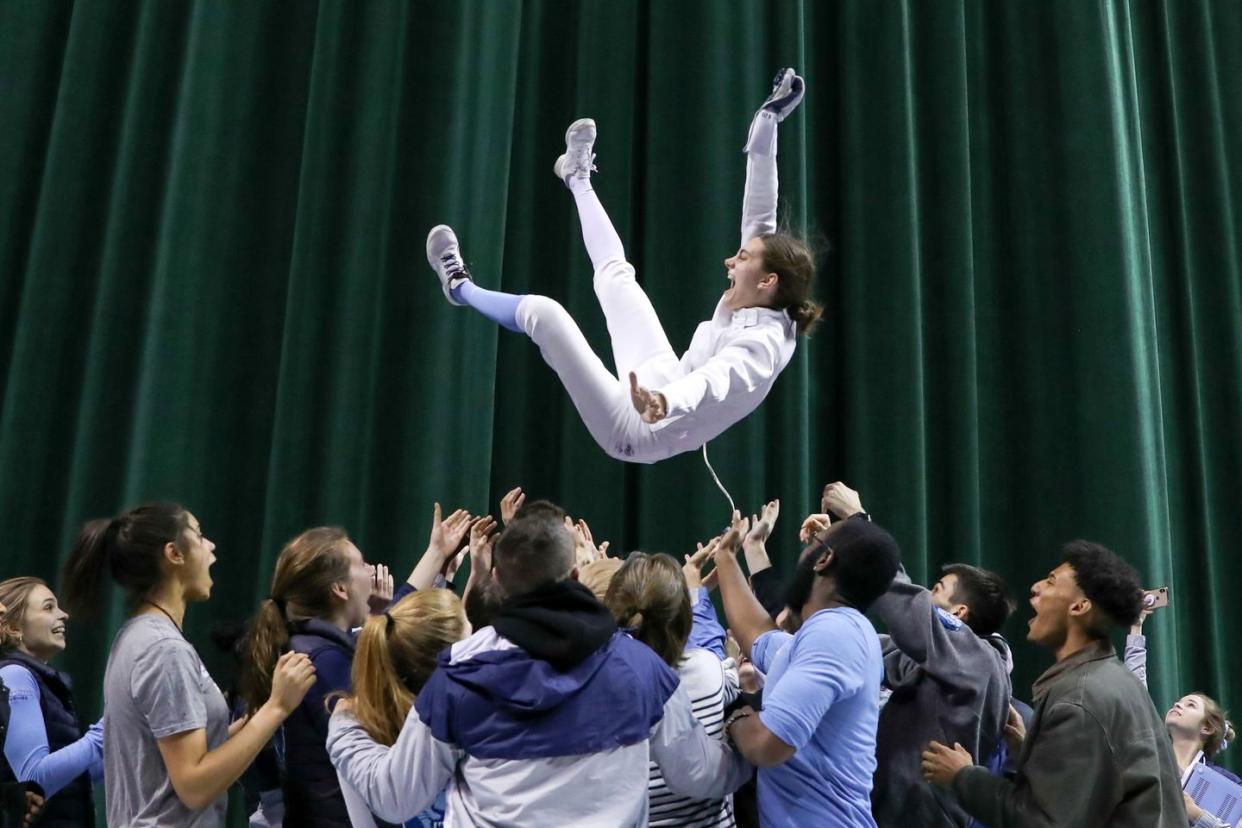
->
[647,649,741,827]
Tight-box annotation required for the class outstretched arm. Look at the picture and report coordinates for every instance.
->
[740,68,805,245]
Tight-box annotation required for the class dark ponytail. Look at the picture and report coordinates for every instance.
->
[759,232,822,336]
[61,503,189,617]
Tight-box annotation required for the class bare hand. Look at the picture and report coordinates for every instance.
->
[1130,608,1152,636]
[499,487,525,525]
[367,563,394,611]
[566,517,608,567]
[23,791,43,828]
[799,513,832,544]
[921,740,973,788]
[469,515,498,576]
[683,540,717,592]
[629,372,667,424]
[1004,704,1026,756]
[821,481,864,520]
[429,503,473,563]
[334,696,356,715]
[1183,791,1204,822]
[744,499,780,548]
[269,651,316,715]
[711,513,747,571]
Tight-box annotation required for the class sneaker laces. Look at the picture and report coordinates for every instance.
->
[440,251,470,284]
[572,142,597,177]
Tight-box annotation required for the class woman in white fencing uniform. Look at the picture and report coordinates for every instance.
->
[428,68,819,464]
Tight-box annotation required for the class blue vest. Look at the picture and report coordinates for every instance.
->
[0,653,93,828]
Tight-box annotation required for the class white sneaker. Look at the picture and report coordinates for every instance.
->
[553,118,598,185]
[426,224,470,306]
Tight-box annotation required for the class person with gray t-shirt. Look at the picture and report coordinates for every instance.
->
[61,503,316,828]
[104,615,231,826]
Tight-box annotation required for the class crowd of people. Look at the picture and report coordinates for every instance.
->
[0,481,1235,827]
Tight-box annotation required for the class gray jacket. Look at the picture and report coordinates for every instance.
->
[871,567,1012,827]
[953,638,1188,827]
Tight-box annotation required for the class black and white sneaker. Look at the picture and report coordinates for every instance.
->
[426,225,471,306]
[553,118,598,186]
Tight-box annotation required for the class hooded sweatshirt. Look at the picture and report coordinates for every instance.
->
[327,580,750,827]
[870,566,1012,828]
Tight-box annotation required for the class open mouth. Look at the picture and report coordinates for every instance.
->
[51,626,65,635]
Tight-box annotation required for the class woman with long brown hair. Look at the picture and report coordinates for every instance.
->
[236,526,384,828]
[331,588,470,827]
[425,69,817,465]
[60,502,315,827]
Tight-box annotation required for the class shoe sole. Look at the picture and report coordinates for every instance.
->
[555,118,597,182]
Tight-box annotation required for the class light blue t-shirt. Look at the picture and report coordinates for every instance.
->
[752,607,882,828]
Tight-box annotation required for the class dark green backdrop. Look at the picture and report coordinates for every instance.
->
[2,0,1239,820]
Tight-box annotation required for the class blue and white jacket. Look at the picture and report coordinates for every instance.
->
[327,624,750,827]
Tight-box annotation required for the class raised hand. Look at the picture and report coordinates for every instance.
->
[429,503,473,563]
[746,499,780,546]
[821,481,864,520]
[367,563,394,612]
[499,486,525,525]
[566,517,609,567]
[629,372,667,424]
[799,513,832,544]
[683,539,718,593]
[469,516,498,576]
[760,67,805,122]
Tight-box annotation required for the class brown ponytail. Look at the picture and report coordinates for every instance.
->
[60,503,189,617]
[759,232,822,336]
[348,589,465,745]
[602,553,692,668]
[238,527,352,715]
[1195,693,1235,760]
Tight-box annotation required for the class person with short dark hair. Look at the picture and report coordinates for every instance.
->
[820,482,1014,828]
[922,540,1188,827]
[327,503,749,826]
[713,510,900,827]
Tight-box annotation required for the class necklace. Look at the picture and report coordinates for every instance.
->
[141,599,184,633]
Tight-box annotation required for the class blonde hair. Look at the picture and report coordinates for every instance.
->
[348,589,465,745]
[238,527,353,714]
[0,577,46,652]
[578,558,622,601]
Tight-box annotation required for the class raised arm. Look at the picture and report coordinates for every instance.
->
[740,68,805,245]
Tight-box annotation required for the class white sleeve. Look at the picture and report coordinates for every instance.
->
[649,683,751,800]
[335,774,379,828]
[720,657,741,709]
[656,334,781,425]
[740,110,779,244]
[326,706,456,824]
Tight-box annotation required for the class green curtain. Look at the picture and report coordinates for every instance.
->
[1,0,1239,820]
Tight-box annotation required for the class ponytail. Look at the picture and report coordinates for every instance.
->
[350,613,413,746]
[602,552,692,668]
[1196,692,1235,760]
[237,526,352,716]
[61,503,188,617]
[788,299,824,336]
[237,599,292,715]
[347,590,465,746]
[758,232,822,337]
